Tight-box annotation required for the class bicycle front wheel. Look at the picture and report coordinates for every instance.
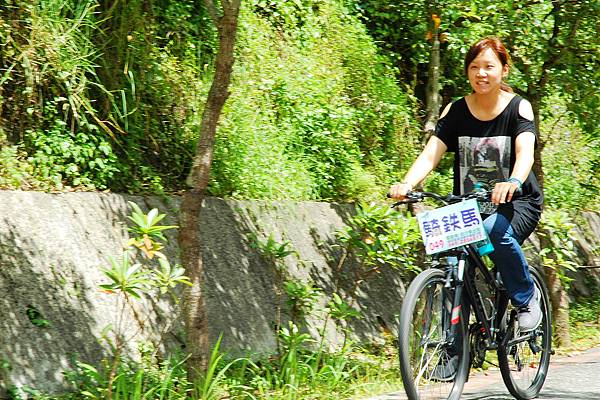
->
[398,268,470,400]
[498,267,552,400]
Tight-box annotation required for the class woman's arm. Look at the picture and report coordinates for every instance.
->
[491,131,535,204]
[491,99,536,205]
[389,135,448,199]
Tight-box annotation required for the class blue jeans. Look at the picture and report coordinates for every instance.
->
[483,213,535,307]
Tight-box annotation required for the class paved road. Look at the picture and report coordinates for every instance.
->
[363,345,600,400]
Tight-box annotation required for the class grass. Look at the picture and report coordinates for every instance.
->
[14,330,402,400]
[8,294,599,399]
[9,319,600,399]
[555,296,600,355]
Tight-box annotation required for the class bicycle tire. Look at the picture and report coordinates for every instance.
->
[398,268,470,400]
[498,267,552,400]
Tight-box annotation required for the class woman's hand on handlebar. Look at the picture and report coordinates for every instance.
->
[388,182,413,200]
[491,180,520,205]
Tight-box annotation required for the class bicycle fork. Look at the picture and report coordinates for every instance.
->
[445,254,466,345]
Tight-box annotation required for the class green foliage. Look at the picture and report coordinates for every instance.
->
[252,0,320,29]
[1,0,419,199]
[249,233,295,265]
[96,202,190,395]
[0,1,122,190]
[570,296,600,324]
[101,202,189,300]
[25,305,51,328]
[100,252,150,299]
[93,0,209,193]
[538,209,579,289]
[194,335,240,400]
[209,1,419,201]
[284,279,321,320]
[337,202,422,274]
[355,0,498,96]
[228,322,372,399]
[541,94,600,210]
[25,114,119,190]
[0,132,42,189]
[327,293,361,322]
[33,323,401,399]
[276,321,316,392]
[2,0,600,206]
[28,332,399,399]
[153,258,192,296]
[357,0,600,208]
[127,201,177,247]
[0,0,209,193]
[60,353,192,399]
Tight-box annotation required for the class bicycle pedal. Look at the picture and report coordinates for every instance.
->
[528,341,541,354]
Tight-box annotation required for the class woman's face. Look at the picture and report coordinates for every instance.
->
[467,47,509,95]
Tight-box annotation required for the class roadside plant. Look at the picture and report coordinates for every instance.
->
[284,278,321,322]
[98,201,191,398]
[538,209,578,288]
[248,232,297,353]
[326,293,362,349]
[538,208,580,347]
[335,201,421,302]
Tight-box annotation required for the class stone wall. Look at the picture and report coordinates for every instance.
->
[0,191,598,396]
[0,192,408,396]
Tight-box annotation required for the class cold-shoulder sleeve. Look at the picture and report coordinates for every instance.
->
[515,98,536,137]
[434,101,459,152]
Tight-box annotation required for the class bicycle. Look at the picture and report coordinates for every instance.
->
[393,189,552,400]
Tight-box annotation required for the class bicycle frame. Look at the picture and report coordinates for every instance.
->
[451,244,509,349]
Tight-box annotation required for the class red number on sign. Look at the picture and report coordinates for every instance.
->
[428,239,445,252]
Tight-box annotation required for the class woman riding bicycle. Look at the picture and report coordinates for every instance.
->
[389,37,543,333]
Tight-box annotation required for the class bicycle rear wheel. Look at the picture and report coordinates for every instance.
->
[498,267,552,400]
[398,268,470,400]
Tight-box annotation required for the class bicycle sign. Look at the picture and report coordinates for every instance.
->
[416,199,486,254]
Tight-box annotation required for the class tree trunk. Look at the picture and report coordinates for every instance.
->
[423,16,441,139]
[528,95,545,189]
[179,0,241,379]
[545,266,571,347]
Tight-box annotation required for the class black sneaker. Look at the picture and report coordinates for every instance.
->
[431,355,459,382]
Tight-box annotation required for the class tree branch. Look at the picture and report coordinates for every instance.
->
[203,0,220,26]
[538,5,582,90]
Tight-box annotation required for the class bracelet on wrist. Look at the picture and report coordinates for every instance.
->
[507,177,523,189]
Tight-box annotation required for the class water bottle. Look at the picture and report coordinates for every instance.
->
[473,182,494,256]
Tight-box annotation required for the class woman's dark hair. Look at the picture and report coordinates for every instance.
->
[464,37,513,93]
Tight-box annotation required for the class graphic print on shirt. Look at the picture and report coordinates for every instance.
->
[459,136,511,213]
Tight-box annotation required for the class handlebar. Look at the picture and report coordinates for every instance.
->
[388,187,522,208]
[389,190,490,208]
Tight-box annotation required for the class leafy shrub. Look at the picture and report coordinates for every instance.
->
[0,132,40,189]
[209,1,419,201]
[541,94,600,210]
[337,201,422,276]
[24,99,119,190]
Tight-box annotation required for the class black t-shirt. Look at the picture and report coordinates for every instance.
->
[434,95,543,242]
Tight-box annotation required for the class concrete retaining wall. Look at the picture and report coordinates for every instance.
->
[0,191,598,395]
